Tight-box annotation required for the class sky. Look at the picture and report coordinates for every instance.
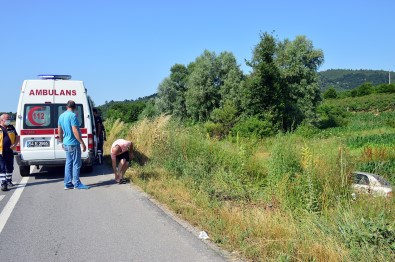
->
[1,0,394,112]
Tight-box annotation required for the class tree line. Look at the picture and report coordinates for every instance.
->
[103,32,326,137]
[155,32,324,137]
[323,82,395,99]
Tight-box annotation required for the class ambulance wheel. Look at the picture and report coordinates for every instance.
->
[83,165,93,173]
[19,165,31,177]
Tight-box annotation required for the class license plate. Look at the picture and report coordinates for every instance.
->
[27,141,50,147]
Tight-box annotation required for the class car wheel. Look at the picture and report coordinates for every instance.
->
[83,165,93,173]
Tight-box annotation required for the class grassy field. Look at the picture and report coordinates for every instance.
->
[104,112,395,261]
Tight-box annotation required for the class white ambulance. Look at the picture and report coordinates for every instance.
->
[15,75,98,176]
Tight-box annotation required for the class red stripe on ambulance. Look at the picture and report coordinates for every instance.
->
[22,128,88,135]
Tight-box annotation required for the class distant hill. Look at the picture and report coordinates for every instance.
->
[318,69,394,91]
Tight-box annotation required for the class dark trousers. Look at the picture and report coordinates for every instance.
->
[0,150,14,184]
[97,139,104,152]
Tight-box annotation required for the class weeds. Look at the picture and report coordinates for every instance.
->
[104,115,395,261]
[347,133,395,149]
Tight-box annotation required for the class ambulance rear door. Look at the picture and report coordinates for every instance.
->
[53,80,89,159]
[19,80,56,160]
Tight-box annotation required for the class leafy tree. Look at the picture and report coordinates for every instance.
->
[156,51,243,122]
[323,86,338,99]
[242,32,284,128]
[276,35,324,128]
[242,32,323,131]
[169,64,188,118]
[156,78,176,114]
[217,52,244,110]
[156,64,189,118]
[185,50,221,121]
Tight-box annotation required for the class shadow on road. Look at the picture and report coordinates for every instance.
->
[88,179,119,188]
[32,165,111,180]
[5,164,115,191]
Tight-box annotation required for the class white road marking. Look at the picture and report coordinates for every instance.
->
[0,177,29,234]
[0,195,5,202]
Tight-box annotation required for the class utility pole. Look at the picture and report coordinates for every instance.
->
[390,70,391,84]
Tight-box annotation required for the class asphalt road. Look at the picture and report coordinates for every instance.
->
[0,162,229,262]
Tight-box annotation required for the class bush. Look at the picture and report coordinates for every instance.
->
[207,101,239,138]
[231,117,276,138]
[323,87,338,99]
[351,82,373,97]
[294,122,320,138]
[204,121,226,138]
[317,104,348,128]
[376,83,395,94]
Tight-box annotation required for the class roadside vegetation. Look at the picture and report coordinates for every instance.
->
[101,32,395,261]
[104,111,395,261]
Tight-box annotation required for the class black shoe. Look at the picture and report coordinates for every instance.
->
[119,178,127,184]
[7,181,15,187]
[1,183,8,191]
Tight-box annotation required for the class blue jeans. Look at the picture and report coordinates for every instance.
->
[64,145,82,187]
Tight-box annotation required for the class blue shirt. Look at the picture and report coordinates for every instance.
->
[58,110,81,146]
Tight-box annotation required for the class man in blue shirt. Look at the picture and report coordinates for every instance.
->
[58,100,90,190]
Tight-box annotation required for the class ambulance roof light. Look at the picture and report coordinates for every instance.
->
[38,75,72,80]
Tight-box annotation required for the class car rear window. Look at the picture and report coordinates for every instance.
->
[23,104,84,129]
[353,173,369,185]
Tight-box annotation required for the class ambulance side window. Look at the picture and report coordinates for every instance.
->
[24,105,52,128]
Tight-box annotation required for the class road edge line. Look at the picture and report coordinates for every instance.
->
[0,176,29,234]
[129,183,242,262]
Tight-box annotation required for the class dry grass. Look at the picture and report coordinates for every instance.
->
[103,116,395,262]
[104,115,171,164]
[128,167,348,261]
[127,115,171,158]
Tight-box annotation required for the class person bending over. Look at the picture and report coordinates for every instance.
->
[110,139,133,184]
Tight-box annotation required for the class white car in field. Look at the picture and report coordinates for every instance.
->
[352,171,393,198]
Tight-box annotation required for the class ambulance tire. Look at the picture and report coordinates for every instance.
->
[83,165,93,173]
[19,165,31,177]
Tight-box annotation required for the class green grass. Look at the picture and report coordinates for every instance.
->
[346,133,395,148]
[105,113,395,261]
[324,93,395,112]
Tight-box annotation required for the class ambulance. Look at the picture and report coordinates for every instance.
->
[15,75,98,176]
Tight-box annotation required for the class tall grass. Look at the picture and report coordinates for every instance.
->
[104,116,395,261]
